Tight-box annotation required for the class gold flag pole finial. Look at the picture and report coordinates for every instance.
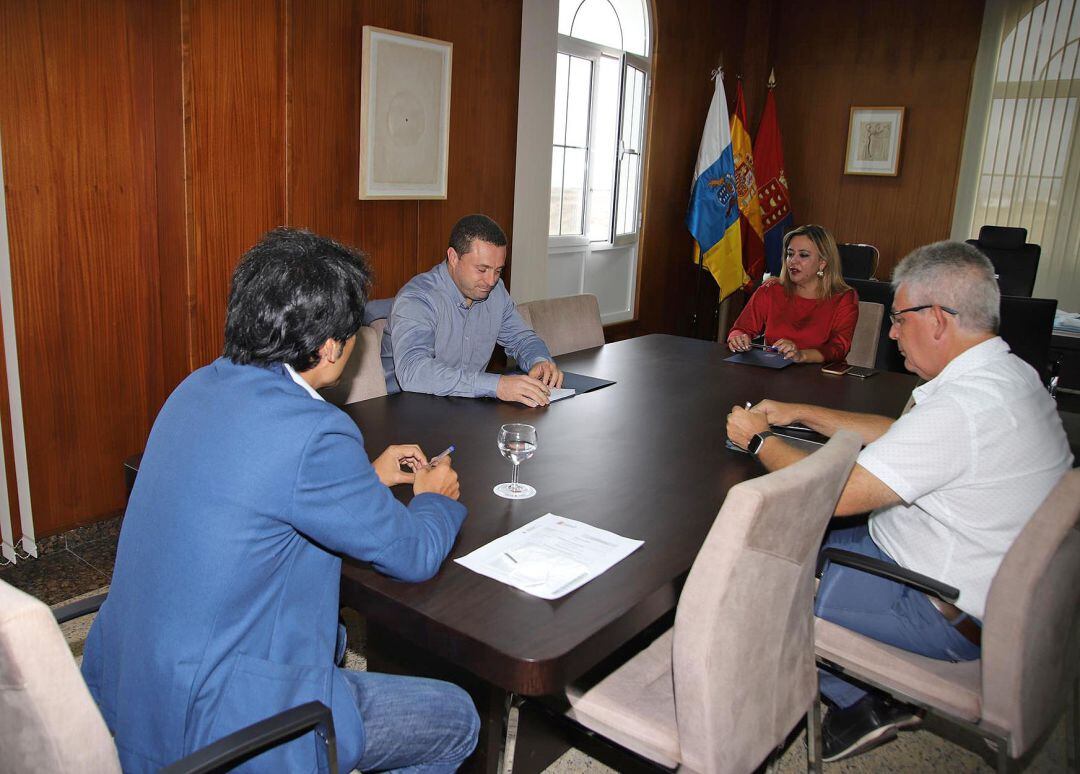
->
[710,55,723,82]
[767,68,777,89]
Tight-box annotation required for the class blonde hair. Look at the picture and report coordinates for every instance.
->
[779,224,850,299]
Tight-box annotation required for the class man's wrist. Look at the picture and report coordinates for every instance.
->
[478,372,501,398]
[748,431,777,457]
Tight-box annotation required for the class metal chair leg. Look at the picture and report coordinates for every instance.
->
[806,699,823,774]
[992,735,1010,774]
[499,693,524,774]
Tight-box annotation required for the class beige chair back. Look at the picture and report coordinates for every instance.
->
[847,301,884,369]
[0,579,122,773]
[980,467,1080,755]
[319,325,387,405]
[516,294,604,357]
[672,431,862,773]
[516,303,533,330]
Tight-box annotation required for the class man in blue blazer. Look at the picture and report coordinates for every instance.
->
[82,228,479,772]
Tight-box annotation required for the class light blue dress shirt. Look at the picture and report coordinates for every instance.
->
[383,262,552,397]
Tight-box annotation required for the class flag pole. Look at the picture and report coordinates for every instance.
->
[692,242,703,338]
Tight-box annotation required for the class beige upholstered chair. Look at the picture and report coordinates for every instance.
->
[0,581,122,773]
[516,303,533,330]
[319,324,387,405]
[847,301,885,369]
[516,294,604,357]
[0,580,339,773]
[563,431,863,773]
[815,468,1080,773]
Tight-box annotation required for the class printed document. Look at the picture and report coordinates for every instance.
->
[455,513,644,599]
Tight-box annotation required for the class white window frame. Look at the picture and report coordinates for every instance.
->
[549,36,608,250]
[612,50,649,248]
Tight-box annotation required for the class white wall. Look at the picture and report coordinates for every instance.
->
[509,0,558,303]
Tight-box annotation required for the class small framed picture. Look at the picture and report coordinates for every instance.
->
[844,107,905,176]
[359,26,453,199]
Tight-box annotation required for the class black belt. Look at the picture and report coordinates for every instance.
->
[928,596,982,647]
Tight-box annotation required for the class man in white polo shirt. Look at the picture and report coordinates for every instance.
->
[726,240,1072,762]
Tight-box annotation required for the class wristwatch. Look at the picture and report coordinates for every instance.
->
[747,431,776,457]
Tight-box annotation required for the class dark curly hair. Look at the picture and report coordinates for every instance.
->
[223,227,373,371]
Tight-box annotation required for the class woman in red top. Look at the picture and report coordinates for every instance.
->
[727,224,858,363]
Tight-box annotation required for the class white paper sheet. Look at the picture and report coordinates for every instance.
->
[548,387,575,402]
[455,513,644,599]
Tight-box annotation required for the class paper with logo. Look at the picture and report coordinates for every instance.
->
[455,513,644,600]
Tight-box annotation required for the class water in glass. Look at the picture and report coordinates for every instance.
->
[494,423,538,499]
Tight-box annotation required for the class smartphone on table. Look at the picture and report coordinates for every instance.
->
[845,366,878,378]
[821,362,851,375]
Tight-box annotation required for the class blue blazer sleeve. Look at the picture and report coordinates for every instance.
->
[290,410,467,582]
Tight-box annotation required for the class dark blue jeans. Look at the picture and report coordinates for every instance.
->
[815,524,981,709]
[340,669,479,773]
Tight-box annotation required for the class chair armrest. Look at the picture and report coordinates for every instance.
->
[160,701,338,774]
[816,548,960,603]
[52,591,108,623]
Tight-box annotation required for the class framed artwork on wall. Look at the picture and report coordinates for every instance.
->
[359,26,452,199]
[844,107,905,176]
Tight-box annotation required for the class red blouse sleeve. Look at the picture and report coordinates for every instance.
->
[819,290,859,362]
[727,284,774,341]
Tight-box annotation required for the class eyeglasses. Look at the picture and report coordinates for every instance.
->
[888,304,959,326]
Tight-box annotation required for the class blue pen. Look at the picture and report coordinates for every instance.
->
[427,445,455,468]
[749,342,779,353]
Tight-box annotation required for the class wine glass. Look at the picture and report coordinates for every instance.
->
[493,423,538,499]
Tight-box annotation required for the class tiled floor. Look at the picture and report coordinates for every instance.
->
[0,512,120,605]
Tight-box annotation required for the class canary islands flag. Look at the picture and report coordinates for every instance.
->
[686,74,745,300]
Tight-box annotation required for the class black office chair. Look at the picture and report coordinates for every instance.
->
[965,225,1041,297]
[843,278,906,373]
[838,243,880,280]
[999,295,1057,387]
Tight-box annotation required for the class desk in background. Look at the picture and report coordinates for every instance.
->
[1052,330,1080,393]
[339,334,917,772]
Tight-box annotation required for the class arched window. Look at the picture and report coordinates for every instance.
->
[961,0,1080,308]
[548,0,651,324]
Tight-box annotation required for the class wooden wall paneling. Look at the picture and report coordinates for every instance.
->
[287,0,423,301]
[184,0,288,369]
[0,0,173,534]
[774,0,983,279]
[0,0,43,544]
[635,0,746,335]
[418,0,524,283]
[148,0,190,399]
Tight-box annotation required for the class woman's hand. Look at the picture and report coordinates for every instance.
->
[772,339,806,362]
[727,332,753,352]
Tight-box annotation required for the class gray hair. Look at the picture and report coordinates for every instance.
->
[891,241,1000,333]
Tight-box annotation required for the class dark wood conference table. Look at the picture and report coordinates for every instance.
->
[339,334,918,771]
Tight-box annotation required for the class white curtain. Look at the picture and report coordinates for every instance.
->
[955,0,1080,311]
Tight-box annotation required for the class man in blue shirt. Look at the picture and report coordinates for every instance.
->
[82,228,479,772]
[384,214,563,406]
